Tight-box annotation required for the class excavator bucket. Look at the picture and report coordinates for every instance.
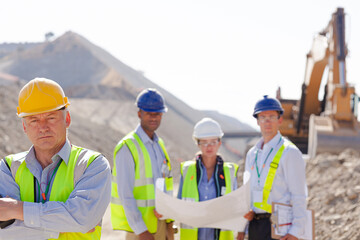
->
[308,115,360,158]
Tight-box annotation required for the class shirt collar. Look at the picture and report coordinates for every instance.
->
[25,139,72,166]
[57,139,72,164]
[255,131,282,150]
[197,154,223,170]
[135,124,159,144]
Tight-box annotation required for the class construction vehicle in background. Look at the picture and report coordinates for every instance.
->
[278,7,360,158]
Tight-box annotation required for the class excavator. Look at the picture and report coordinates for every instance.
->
[277,7,360,158]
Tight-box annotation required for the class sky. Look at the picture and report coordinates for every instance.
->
[2,0,360,129]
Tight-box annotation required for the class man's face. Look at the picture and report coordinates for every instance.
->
[23,110,71,153]
[138,110,163,134]
[257,110,282,139]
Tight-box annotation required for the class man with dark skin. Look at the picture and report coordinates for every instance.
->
[111,88,174,240]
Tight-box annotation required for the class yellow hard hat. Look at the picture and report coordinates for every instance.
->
[17,78,70,118]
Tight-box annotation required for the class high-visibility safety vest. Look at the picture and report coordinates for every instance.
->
[111,131,173,233]
[253,138,293,213]
[179,159,238,240]
[5,145,101,240]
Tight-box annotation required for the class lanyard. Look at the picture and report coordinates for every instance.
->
[253,137,282,185]
[36,160,62,203]
[254,148,273,185]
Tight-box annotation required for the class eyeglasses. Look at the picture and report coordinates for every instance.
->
[257,115,279,123]
[198,139,219,147]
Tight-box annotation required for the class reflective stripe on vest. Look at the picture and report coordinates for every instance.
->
[6,146,101,240]
[253,139,293,213]
[111,131,173,233]
[179,161,237,240]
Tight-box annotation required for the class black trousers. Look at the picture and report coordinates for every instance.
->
[248,217,277,240]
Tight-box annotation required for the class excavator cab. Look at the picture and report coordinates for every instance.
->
[278,8,360,158]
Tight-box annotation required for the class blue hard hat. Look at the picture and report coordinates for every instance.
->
[136,88,168,113]
[253,95,284,118]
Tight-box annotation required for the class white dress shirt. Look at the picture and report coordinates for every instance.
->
[244,131,308,237]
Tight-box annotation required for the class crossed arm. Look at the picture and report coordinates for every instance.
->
[0,156,111,239]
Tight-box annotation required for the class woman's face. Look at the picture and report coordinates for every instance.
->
[198,137,221,160]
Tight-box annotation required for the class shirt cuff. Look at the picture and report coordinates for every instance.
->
[23,201,41,228]
[133,222,148,235]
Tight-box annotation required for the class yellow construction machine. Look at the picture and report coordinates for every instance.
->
[278,7,360,158]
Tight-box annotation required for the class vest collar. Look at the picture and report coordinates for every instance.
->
[25,139,72,167]
[195,154,225,197]
[196,154,224,168]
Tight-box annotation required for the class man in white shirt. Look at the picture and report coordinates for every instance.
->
[237,95,307,240]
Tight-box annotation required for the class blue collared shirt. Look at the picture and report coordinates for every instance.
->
[0,140,111,240]
[177,158,237,240]
[115,124,168,234]
[197,161,217,240]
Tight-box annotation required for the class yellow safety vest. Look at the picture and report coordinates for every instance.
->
[5,145,101,240]
[179,160,238,240]
[253,139,293,213]
[111,131,173,233]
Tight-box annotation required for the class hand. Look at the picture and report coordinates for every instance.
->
[138,230,155,240]
[237,232,245,240]
[153,209,163,219]
[166,222,174,240]
[0,197,24,221]
[243,210,255,221]
[280,233,298,240]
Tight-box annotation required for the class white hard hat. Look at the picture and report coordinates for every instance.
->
[193,117,224,140]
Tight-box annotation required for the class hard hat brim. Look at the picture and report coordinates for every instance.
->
[193,133,224,140]
[138,107,168,113]
[17,103,70,118]
[253,109,283,118]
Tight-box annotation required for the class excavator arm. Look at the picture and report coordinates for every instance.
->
[278,8,360,158]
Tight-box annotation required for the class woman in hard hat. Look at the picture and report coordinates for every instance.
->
[177,117,239,240]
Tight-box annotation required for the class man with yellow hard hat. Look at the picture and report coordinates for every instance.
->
[0,78,111,239]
